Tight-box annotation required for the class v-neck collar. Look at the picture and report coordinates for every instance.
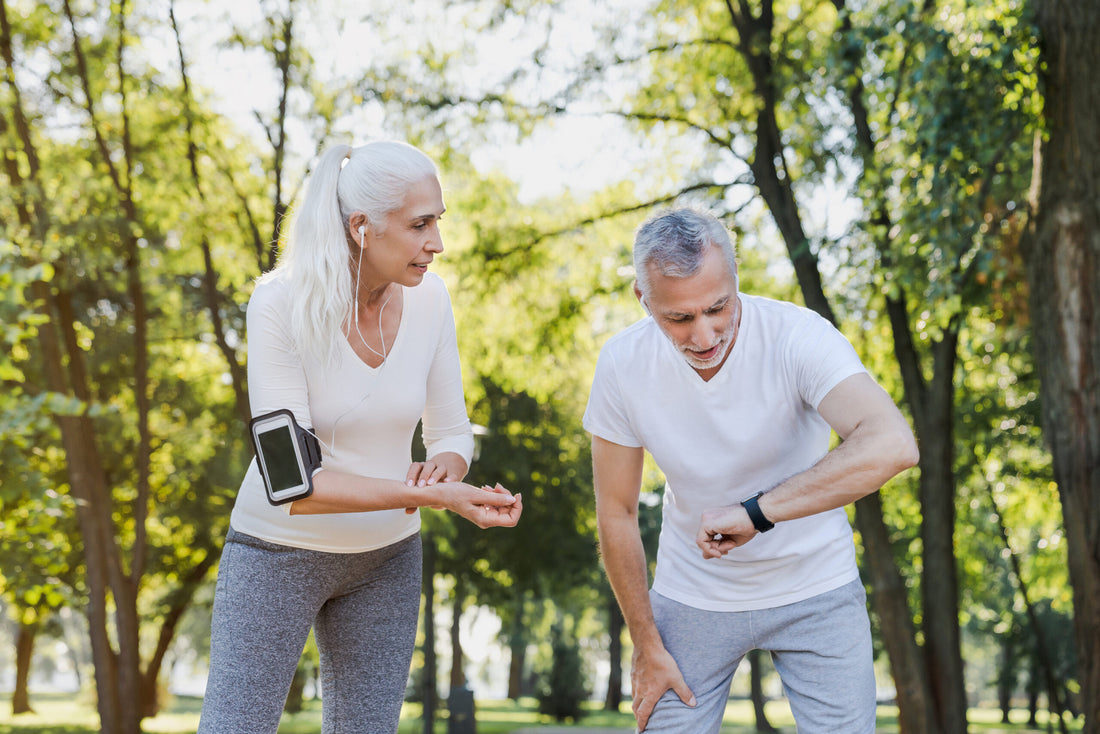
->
[342,286,408,372]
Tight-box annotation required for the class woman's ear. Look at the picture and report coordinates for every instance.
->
[348,213,369,247]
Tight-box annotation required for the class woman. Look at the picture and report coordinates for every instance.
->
[198,141,523,733]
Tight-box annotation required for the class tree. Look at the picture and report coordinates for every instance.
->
[537,617,589,722]
[1,1,260,728]
[441,3,1045,732]
[0,459,80,714]
[0,127,77,716]
[1021,1,1100,729]
[951,306,1074,729]
[832,3,1040,729]
[537,3,1044,731]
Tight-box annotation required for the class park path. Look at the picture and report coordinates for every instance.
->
[510,729,634,733]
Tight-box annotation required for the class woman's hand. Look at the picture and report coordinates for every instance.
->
[406,452,468,488]
[441,482,524,528]
[405,453,469,514]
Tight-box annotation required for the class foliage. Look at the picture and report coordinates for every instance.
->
[535,619,589,723]
[0,0,1082,722]
[1,0,268,716]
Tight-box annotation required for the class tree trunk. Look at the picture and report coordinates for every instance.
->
[748,649,776,733]
[169,0,250,424]
[724,1,837,327]
[58,3,146,730]
[718,5,938,731]
[605,594,624,711]
[998,634,1014,724]
[1025,673,1034,730]
[990,484,1068,732]
[139,553,218,718]
[48,293,134,734]
[12,618,38,715]
[422,532,437,734]
[832,2,966,729]
[915,336,969,734]
[854,493,936,734]
[450,583,466,690]
[268,12,293,272]
[1024,4,1100,732]
[508,604,527,700]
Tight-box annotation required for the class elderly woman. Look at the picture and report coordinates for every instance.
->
[199,141,522,733]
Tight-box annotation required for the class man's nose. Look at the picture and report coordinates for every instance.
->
[690,320,714,346]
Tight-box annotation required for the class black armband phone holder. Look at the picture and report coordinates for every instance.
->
[248,409,323,505]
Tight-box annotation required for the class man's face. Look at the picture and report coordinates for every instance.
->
[636,244,741,376]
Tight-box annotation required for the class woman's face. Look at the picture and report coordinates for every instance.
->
[354,176,446,289]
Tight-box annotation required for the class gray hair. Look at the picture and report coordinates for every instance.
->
[334,141,439,235]
[633,209,738,296]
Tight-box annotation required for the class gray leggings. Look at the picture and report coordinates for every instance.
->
[198,528,422,734]
[646,578,876,734]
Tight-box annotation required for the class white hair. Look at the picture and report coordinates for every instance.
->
[263,141,439,366]
[633,208,738,296]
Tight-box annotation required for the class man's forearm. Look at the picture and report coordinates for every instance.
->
[758,416,918,524]
[598,511,663,651]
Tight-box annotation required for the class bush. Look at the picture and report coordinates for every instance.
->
[536,620,589,722]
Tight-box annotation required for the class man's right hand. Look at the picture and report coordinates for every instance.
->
[630,642,696,731]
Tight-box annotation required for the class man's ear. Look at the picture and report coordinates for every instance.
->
[633,282,650,314]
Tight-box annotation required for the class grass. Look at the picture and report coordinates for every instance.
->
[0,692,1083,733]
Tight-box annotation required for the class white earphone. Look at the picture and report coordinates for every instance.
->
[354,226,365,326]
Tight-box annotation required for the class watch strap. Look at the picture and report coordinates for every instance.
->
[741,492,775,533]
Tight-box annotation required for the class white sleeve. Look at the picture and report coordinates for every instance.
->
[245,279,313,428]
[583,344,643,448]
[789,310,868,409]
[421,282,474,464]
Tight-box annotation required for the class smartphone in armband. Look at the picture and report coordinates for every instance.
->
[248,409,323,506]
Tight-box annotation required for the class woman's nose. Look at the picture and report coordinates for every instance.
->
[426,229,443,253]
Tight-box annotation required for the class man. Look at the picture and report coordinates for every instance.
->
[583,209,919,733]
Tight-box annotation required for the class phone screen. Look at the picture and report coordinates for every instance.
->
[257,425,303,492]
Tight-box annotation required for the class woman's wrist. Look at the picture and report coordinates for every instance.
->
[420,482,453,511]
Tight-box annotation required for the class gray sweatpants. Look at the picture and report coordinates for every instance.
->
[645,578,876,734]
[198,528,422,734]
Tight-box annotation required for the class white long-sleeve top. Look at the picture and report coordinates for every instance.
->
[229,270,474,552]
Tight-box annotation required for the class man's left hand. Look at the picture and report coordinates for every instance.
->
[695,505,757,559]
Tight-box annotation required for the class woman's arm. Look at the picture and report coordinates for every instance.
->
[291,469,522,528]
[419,279,476,466]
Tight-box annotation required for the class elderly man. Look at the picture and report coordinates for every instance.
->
[583,209,918,733]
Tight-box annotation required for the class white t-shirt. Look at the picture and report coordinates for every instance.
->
[230,271,474,553]
[583,294,867,611]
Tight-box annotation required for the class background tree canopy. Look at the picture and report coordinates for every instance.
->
[1,0,1095,733]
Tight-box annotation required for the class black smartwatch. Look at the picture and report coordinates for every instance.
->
[741,491,775,533]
